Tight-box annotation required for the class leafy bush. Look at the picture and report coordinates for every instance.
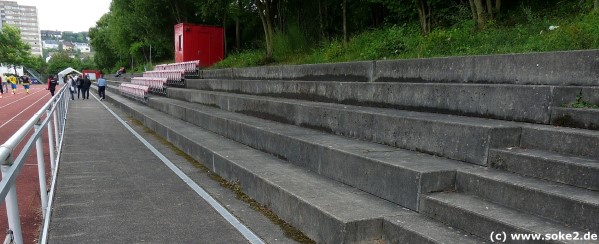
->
[272,24,310,62]
[213,50,265,68]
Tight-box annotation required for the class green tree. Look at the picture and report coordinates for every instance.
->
[0,25,33,73]
[91,0,204,70]
[89,13,118,72]
[47,51,78,75]
[24,55,47,75]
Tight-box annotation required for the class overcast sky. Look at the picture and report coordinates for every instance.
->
[16,0,112,32]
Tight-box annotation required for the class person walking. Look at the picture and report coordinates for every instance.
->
[0,73,7,97]
[97,74,107,100]
[47,75,58,96]
[21,74,31,94]
[81,75,92,99]
[67,75,75,100]
[72,74,78,93]
[76,75,84,99]
[0,75,3,98]
[8,74,17,94]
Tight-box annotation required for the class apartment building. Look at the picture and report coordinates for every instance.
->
[0,1,42,57]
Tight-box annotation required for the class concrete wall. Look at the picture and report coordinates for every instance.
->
[202,50,599,86]
[105,73,142,83]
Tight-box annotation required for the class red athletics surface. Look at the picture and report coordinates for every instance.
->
[0,84,57,243]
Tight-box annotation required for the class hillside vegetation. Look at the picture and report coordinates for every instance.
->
[87,0,599,72]
[215,2,599,68]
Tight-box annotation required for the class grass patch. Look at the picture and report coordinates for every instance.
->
[129,118,315,244]
[213,9,599,68]
[563,91,599,109]
[212,50,269,69]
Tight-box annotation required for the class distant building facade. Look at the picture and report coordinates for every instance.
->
[42,39,59,49]
[0,1,42,57]
[74,42,91,53]
[41,30,62,39]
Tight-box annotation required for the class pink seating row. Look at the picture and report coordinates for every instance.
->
[119,83,149,100]
[143,70,185,81]
[131,77,168,90]
[154,60,200,73]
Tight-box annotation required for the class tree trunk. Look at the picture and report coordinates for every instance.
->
[486,0,493,19]
[416,0,430,35]
[496,0,501,14]
[473,0,486,29]
[171,0,182,23]
[236,0,241,51]
[256,0,275,61]
[468,0,477,21]
[595,0,598,10]
[318,0,325,40]
[235,20,240,51]
[223,15,228,57]
[343,0,347,46]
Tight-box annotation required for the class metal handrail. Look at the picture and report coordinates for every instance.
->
[0,84,69,244]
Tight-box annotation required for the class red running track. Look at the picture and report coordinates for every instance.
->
[0,84,57,243]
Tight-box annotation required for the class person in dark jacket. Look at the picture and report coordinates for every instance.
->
[76,75,84,99]
[21,74,31,94]
[47,75,58,96]
[81,75,92,99]
[0,75,3,98]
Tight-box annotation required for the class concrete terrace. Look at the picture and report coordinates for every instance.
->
[46,94,292,243]
[47,50,599,243]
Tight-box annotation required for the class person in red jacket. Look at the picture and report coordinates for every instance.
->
[47,75,58,96]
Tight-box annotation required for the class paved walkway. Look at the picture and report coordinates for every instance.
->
[45,93,278,243]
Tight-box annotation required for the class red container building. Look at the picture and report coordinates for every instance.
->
[82,70,102,80]
[174,23,224,67]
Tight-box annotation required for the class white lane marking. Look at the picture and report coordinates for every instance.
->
[0,91,49,129]
[0,89,46,109]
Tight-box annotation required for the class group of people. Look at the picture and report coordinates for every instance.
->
[0,73,33,98]
[47,74,91,99]
[46,73,107,100]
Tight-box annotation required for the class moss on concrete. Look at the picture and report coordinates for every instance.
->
[129,117,315,244]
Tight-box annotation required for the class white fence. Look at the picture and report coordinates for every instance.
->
[0,85,69,244]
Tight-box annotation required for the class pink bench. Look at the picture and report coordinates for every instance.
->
[119,83,149,102]
[131,77,168,95]
[142,70,186,87]
[154,60,199,73]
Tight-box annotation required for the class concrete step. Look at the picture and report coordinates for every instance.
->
[457,167,599,231]
[106,91,484,244]
[187,78,553,123]
[199,50,599,86]
[520,124,599,159]
[145,95,476,211]
[489,147,599,190]
[382,213,482,243]
[167,88,522,166]
[551,86,599,131]
[551,107,599,131]
[421,192,592,243]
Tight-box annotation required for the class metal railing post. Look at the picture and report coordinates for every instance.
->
[47,109,56,173]
[35,123,48,216]
[52,106,59,150]
[1,157,23,244]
